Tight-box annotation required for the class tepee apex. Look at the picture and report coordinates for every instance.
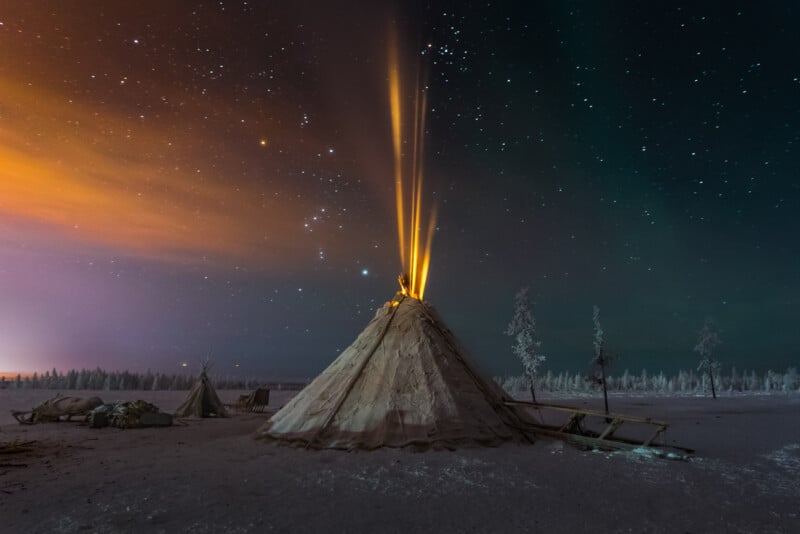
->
[258,294,533,449]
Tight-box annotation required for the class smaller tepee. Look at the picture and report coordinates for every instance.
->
[175,362,227,418]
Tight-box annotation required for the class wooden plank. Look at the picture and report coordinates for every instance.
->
[505,400,669,427]
[558,413,585,433]
[523,426,691,456]
[527,426,640,451]
[642,425,667,447]
[511,421,694,454]
[597,418,624,440]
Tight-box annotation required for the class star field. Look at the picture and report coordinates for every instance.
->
[0,1,798,378]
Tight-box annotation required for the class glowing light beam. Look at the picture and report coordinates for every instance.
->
[388,29,437,301]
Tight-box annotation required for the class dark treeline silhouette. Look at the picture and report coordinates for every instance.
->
[497,367,800,396]
[0,368,305,391]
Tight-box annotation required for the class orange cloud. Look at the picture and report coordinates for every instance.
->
[0,78,307,265]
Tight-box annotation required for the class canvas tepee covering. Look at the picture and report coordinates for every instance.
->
[175,365,227,418]
[258,295,533,449]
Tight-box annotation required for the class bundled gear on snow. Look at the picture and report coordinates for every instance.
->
[89,400,172,429]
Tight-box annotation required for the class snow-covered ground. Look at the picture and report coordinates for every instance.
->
[1,389,798,533]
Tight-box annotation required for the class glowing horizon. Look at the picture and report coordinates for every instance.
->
[0,371,34,380]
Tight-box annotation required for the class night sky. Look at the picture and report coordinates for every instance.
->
[1,1,798,379]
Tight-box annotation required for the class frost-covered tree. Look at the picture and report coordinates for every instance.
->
[694,317,722,399]
[785,368,799,393]
[506,287,546,402]
[592,305,604,359]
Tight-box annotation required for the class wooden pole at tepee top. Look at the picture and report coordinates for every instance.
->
[304,295,406,448]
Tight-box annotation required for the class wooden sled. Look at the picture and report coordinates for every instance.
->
[507,400,694,459]
[11,409,91,425]
[10,395,103,425]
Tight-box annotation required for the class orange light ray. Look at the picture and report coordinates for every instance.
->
[417,205,437,301]
[388,32,406,269]
[411,84,428,297]
[409,66,422,292]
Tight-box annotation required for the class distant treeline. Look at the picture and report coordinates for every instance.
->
[496,367,800,395]
[3,367,798,395]
[0,368,305,391]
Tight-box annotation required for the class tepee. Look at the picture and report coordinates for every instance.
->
[175,363,227,418]
[257,294,533,449]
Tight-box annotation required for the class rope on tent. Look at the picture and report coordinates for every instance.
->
[305,295,406,448]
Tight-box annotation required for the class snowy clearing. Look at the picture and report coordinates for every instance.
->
[1,390,798,533]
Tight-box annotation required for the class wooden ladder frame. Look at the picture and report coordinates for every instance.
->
[506,400,694,457]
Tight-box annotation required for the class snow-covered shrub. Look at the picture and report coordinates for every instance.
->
[506,287,546,401]
[695,318,722,398]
